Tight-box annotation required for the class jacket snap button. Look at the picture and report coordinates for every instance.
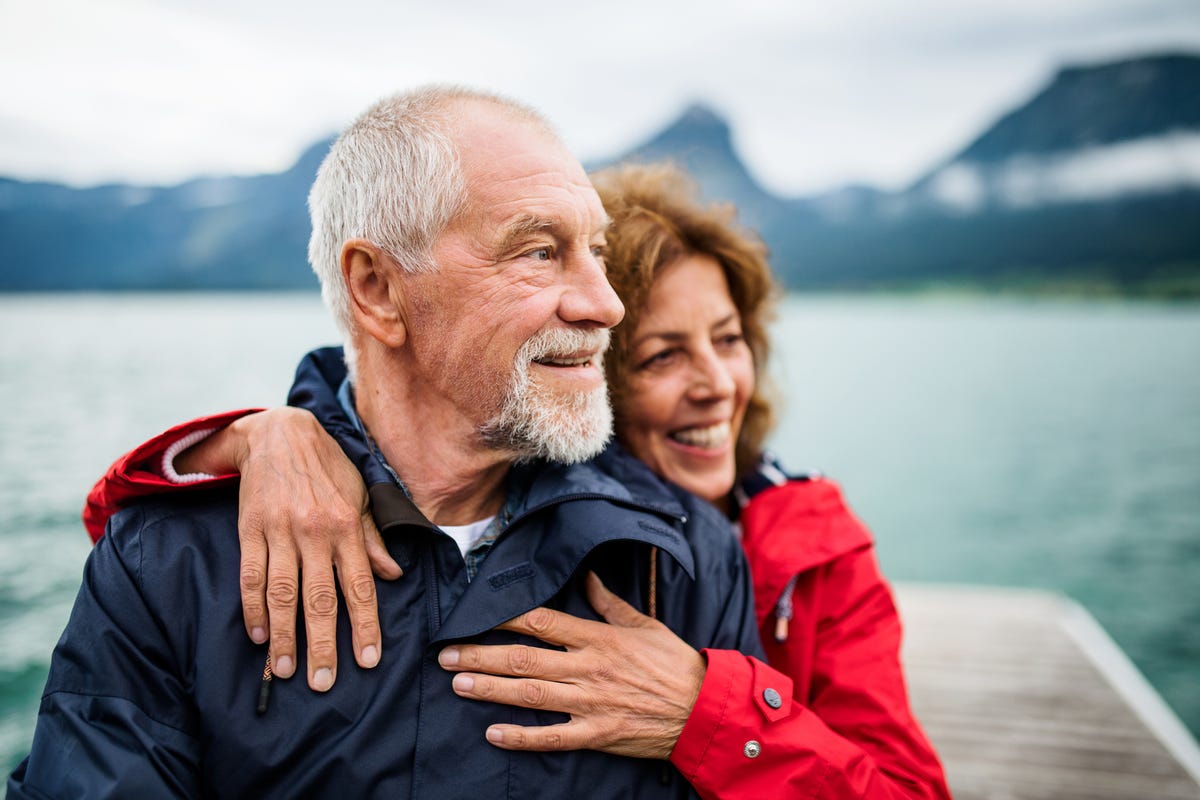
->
[743,740,761,758]
[763,688,782,709]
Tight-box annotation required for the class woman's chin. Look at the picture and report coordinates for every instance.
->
[667,465,736,507]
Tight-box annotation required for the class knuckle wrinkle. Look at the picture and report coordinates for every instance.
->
[303,584,339,618]
[508,646,538,676]
[525,607,555,635]
[521,681,549,707]
[240,567,266,592]
[347,575,376,604]
[267,579,298,607]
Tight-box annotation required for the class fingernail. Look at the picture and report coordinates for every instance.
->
[486,726,504,743]
[438,647,459,667]
[251,627,267,644]
[313,668,334,692]
[452,673,474,692]
[361,645,379,667]
[275,656,294,678]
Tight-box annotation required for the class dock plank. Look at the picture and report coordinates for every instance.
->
[895,584,1200,800]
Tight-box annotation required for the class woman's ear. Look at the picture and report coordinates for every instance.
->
[342,238,407,349]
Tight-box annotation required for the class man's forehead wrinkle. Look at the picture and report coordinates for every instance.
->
[460,158,591,208]
[444,106,607,262]
[470,163,594,198]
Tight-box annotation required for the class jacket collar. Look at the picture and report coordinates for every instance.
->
[287,347,699,640]
[363,445,698,645]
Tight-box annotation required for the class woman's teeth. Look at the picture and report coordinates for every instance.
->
[670,421,730,448]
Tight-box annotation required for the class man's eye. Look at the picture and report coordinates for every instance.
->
[528,248,552,261]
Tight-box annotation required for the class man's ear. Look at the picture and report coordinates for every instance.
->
[342,238,408,349]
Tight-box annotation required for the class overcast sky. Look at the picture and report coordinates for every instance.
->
[2,0,1198,196]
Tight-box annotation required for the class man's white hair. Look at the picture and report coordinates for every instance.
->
[307,85,555,380]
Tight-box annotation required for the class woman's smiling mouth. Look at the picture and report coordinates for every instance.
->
[669,421,731,449]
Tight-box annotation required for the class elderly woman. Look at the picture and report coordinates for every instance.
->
[84,163,948,799]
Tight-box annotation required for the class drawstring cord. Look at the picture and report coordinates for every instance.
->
[256,654,273,714]
[648,546,658,620]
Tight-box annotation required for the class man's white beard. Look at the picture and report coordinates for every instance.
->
[480,327,613,464]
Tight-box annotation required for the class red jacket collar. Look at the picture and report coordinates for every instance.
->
[739,478,873,626]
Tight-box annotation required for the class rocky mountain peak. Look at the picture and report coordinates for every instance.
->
[953,52,1200,164]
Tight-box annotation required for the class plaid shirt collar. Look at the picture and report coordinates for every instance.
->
[337,378,530,580]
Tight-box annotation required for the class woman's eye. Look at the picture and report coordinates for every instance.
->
[717,332,745,348]
[528,247,552,261]
[590,245,607,261]
[639,349,678,369]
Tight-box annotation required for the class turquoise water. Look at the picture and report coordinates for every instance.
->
[1,293,1197,771]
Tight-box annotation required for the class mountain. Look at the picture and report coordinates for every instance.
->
[592,54,1200,295]
[2,53,1199,295]
[952,53,1200,162]
[911,53,1200,212]
[590,103,806,232]
[0,137,332,291]
[767,52,1200,294]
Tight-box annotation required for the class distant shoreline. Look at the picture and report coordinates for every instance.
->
[3,282,1198,301]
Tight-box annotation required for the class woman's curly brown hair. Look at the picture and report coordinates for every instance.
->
[591,161,779,480]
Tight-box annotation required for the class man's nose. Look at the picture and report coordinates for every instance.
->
[559,248,624,328]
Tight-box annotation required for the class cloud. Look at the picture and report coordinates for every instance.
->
[924,132,1200,211]
[1,0,1199,193]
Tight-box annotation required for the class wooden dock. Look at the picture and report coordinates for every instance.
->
[896,584,1200,800]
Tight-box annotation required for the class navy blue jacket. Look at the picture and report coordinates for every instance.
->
[10,348,763,799]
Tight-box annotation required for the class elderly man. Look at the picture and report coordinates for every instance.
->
[8,87,760,798]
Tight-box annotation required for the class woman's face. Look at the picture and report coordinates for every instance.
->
[618,253,755,509]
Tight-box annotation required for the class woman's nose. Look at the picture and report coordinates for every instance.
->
[688,348,736,400]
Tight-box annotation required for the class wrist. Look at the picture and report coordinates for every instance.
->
[663,650,706,758]
[163,428,222,483]
[172,415,255,477]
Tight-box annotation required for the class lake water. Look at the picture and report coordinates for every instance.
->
[1,292,1198,771]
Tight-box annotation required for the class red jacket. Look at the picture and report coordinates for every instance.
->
[83,417,949,799]
[671,477,949,799]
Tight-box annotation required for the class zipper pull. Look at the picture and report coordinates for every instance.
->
[773,574,799,642]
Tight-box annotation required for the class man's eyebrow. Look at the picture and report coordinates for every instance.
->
[494,214,613,254]
[495,215,556,254]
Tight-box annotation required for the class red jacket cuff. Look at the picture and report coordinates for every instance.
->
[82,409,262,542]
[671,649,795,788]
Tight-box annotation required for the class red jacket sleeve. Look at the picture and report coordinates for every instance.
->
[670,552,949,800]
[82,409,261,542]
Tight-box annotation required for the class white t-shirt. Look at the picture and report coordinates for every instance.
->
[440,517,496,560]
